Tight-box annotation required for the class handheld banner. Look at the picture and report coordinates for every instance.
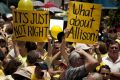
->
[13,10,49,42]
[66,1,102,44]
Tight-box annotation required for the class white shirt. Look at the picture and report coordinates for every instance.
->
[102,54,120,73]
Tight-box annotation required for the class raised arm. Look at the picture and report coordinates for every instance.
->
[60,37,69,65]
[94,42,102,63]
[47,35,53,57]
[75,48,98,72]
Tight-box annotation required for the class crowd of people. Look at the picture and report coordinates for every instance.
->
[0,3,120,80]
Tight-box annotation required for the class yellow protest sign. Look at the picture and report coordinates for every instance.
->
[13,10,49,42]
[66,1,102,44]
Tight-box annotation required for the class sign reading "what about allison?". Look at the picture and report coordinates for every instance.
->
[66,1,102,44]
[13,10,49,42]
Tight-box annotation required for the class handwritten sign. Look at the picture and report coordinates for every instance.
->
[13,10,49,42]
[66,1,102,44]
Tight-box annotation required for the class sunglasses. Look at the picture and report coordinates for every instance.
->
[110,47,118,49]
[79,57,85,60]
[101,73,109,75]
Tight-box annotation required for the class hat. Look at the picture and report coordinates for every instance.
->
[35,61,48,70]
[75,43,91,50]
[116,39,120,44]
[13,68,31,79]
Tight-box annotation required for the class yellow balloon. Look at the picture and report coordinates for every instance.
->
[51,25,62,39]
[18,0,33,10]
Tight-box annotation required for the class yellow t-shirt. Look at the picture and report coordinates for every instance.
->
[31,72,51,80]
[31,74,44,80]
[0,69,4,76]
[52,65,61,79]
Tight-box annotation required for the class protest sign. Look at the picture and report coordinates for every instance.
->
[66,1,102,44]
[13,10,49,42]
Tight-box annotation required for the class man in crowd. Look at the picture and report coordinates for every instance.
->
[62,47,98,80]
[102,40,120,80]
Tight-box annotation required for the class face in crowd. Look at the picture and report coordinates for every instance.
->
[98,65,111,80]
[100,68,110,80]
[107,41,120,62]
[108,42,119,54]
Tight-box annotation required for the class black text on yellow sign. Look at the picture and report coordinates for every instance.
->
[13,10,49,42]
[66,1,102,44]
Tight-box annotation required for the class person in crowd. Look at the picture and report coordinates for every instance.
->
[116,32,120,39]
[75,42,102,62]
[49,40,64,80]
[49,33,71,80]
[4,59,21,75]
[25,42,37,53]
[36,42,47,59]
[6,40,37,67]
[0,39,8,56]
[108,28,117,40]
[7,36,14,51]
[85,72,103,80]
[98,65,111,80]
[31,61,51,80]
[36,35,53,68]
[0,59,21,80]
[98,41,108,57]
[27,50,40,66]
[12,68,31,80]
[12,41,28,67]
[62,47,98,80]
[102,40,120,80]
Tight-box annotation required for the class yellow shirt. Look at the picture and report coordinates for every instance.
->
[0,69,4,76]
[16,55,27,67]
[31,72,51,80]
[31,74,44,80]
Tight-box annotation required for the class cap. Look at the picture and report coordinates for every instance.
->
[75,43,91,50]
[34,61,48,70]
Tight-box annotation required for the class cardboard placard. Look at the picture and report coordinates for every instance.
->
[13,10,49,42]
[66,1,102,44]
